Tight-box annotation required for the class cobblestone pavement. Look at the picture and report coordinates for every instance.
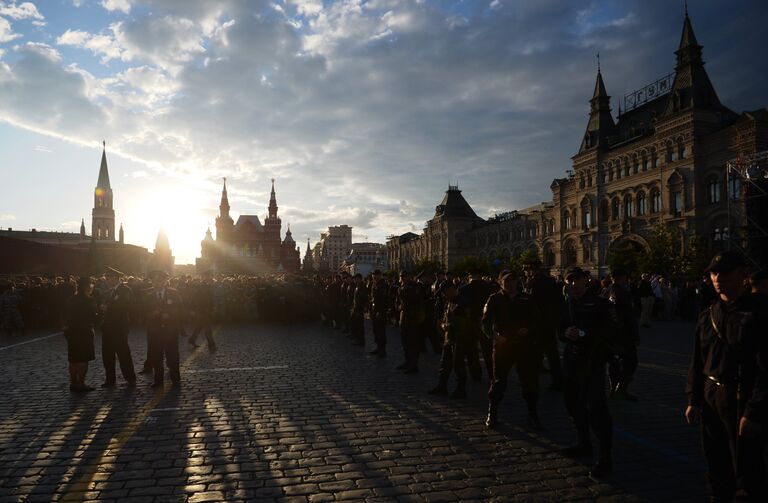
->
[0,319,705,502]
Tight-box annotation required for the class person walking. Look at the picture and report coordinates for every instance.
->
[146,270,184,388]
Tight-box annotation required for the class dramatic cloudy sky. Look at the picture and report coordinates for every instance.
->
[0,0,766,263]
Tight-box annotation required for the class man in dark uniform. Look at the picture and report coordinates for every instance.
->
[428,280,461,396]
[604,269,639,401]
[146,270,184,388]
[524,259,563,391]
[99,267,136,388]
[397,271,426,374]
[369,270,389,357]
[350,273,368,346]
[455,270,493,381]
[483,270,543,429]
[686,251,768,502]
[559,267,616,478]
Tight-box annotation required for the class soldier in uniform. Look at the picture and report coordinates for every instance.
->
[397,271,426,374]
[524,259,563,390]
[685,251,768,501]
[64,277,99,392]
[146,270,184,388]
[428,280,461,396]
[369,270,389,357]
[559,267,616,478]
[455,270,493,381]
[99,267,136,388]
[604,269,639,401]
[483,271,543,429]
[350,273,368,346]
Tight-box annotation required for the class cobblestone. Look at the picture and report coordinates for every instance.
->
[0,320,706,501]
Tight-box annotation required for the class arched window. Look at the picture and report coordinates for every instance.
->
[581,199,593,229]
[624,158,630,177]
[608,166,614,181]
[641,152,648,172]
[543,243,556,267]
[632,155,639,174]
[563,210,571,230]
[582,240,592,262]
[579,176,585,189]
[651,188,661,213]
[651,148,658,169]
[564,240,577,267]
[708,176,722,203]
[637,192,646,216]
[549,219,555,235]
[611,198,621,220]
[667,142,676,162]
[106,228,110,239]
[624,194,634,218]
[599,199,609,222]
[678,139,686,159]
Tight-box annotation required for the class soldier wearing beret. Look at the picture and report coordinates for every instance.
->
[146,270,184,388]
[99,267,136,388]
[685,251,768,501]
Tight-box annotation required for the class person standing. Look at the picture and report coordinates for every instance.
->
[559,267,616,478]
[524,260,564,391]
[189,276,216,352]
[350,273,368,346]
[604,269,639,401]
[455,270,493,381]
[637,273,654,327]
[369,270,388,357]
[64,277,99,392]
[483,271,543,429]
[146,270,184,388]
[428,281,461,396]
[396,271,426,374]
[685,251,768,501]
[99,267,136,388]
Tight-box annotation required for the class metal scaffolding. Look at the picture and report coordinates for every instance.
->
[725,150,768,269]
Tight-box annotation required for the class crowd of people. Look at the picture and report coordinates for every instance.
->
[1,251,767,499]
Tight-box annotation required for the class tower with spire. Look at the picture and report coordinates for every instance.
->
[579,55,615,153]
[92,141,115,241]
[303,238,314,271]
[215,177,234,244]
[264,178,282,245]
[152,228,174,273]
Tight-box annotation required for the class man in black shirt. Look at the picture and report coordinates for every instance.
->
[685,251,768,501]
[559,267,616,478]
[604,269,639,401]
[99,267,136,388]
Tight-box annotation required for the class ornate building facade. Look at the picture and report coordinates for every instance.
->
[388,12,768,275]
[196,179,301,274]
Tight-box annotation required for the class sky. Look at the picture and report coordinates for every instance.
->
[0,0,767,264]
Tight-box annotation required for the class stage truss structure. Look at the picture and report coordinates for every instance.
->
[725,150,768,269]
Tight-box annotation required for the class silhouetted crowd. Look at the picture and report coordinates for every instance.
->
[1,252,767,499]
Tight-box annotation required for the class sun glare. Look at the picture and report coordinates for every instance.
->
[126,186,210,264]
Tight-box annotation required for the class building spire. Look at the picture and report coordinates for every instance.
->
[119,222,124,244]
[268,178,278,219]
[219,177,230,217]
[579,59,615,153]
[97,140,111,189]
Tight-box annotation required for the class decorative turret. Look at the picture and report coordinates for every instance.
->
[579,56,615,153]
[264,178,282,244]
[268,178,278,219]
[152,228,174,273]
[215,177,234,243]
[119,223,124,244]
[664,7,725,115]
[92,140,116,241]
[80,218,86,238]
[283,224,295,245]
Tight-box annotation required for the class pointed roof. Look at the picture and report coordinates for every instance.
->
[203,226,214,242]
[679,8,699,49]
[268,178,278,217]
[155,228,170,251]
[283,224,295,244]
[434,186,480,219]
[306,238,311,253]
[592,68,608,100]
[97,140,111,189]
[579,65,615,153]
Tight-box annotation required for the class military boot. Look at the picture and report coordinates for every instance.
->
[485,402,498,428]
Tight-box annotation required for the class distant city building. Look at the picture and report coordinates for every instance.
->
[340,242,388,276]
[388,12,768,274]
[196,179,301,274]
[311,225,353,272]
[151,229,174,273]
[0,143,154,276]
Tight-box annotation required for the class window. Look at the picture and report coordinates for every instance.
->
[632,157,639,174]
[651,150,658,168]
[583,207,592,229]
[608,167,614,181]
[637,192,646,216]
[708,176,722,203]
[564,211,571,230]
[587,174,593,187]
[583,241,592,262]
[106,228,110,238]
[651,189,661,213]
[624,195,634,218]
[599,170,606,184]
[624,160,630,177]
[579,176,585,189]
[729,177,741,199]
[673,191,683,213]
[549,219,555,235]
[713,227,730,241]
[611,198,620,220]
[642,155,648,172]
[678,140,686,159]
[670,145,678,162]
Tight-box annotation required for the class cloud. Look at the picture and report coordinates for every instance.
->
[33,144,52,152]
[0,213,16,221]
[0,1,44,21]
[2,0,768,261]
[101,0,131,14]
[0,17,20,42]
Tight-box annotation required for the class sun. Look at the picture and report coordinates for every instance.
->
[126,185,210,264]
